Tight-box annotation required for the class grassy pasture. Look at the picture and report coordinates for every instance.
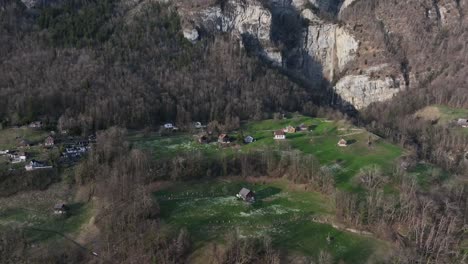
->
[155,180,386,263]
[132,115,404,189]
[415,105,468,135]
[0,127,49,150]
[0,183,90,243]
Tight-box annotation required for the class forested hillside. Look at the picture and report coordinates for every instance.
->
[0,0,323,132]
[1,1,468,263]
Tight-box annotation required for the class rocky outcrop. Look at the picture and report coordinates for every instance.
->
[304,23,358,80]
[334,75,404,109]
[176,0,406,110]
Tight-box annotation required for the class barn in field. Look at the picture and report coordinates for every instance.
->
[236,188,255,202]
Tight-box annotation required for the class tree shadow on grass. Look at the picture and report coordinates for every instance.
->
[255,186,281,200]
[347,139,357,145]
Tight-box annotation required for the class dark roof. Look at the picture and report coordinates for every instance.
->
[54,203,67,210]
[239,188,252,198]
[274,130,285,135]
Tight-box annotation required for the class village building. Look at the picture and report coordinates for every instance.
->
[283,125,296,133]
[63,146,88,158]
[0,150,9,155]
[29,121,42,129]
[44,136,55,147]
[458,118,468,128]
[18,152,27,161]
[297,123,308,132]
[236,188,255,202]
[218,134,230,144]
[53,203,68,215]
[274,130,286,140]
[25,160,52,171]
[10,151,27,163]
[244,135,255,144]
[198,134,209,144]
[338,138,348,147]
[194,122,202,129]
[18,139,31,148]
[164,123,174,129]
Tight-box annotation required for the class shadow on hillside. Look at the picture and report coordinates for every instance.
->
[241,1,357,116]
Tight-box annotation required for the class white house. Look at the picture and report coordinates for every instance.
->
[458,119,468,128]
[25,160,52,171]
[338,138,348,147]
[164,123,174,129]
[194,122,202,129]
[9,152,27,163]
[29,121,42,128]
[274,130,286,140]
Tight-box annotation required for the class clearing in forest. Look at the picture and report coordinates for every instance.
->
[0,182,91,243]
[154,179,389,263]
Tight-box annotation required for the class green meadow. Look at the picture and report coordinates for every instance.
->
[0,127,49,150]
[155,180,387,263]
[415,105,468,135]
[0,200,91,242]
[132,115,404,189]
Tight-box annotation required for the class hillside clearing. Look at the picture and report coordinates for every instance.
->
[154,179,390,263]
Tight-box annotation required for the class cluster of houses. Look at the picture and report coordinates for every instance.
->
[61,135,95,160]
[194,122,350,147]
[0,149,53,171]
[0,132,94,171]
[0,145,53,171]
[196,131,256,145]
[274,124,308,140]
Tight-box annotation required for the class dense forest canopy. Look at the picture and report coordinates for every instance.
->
[0,0,324,132]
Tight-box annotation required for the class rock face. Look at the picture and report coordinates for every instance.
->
[175,0,407,110]
[304,23,358,80]
[334,75,404,109]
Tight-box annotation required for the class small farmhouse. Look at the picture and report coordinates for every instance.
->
[244,135,255,144]
[274,130,286,140]
[164,123,174,129]
[53,203,68,215]
[338,138,348,147]
[194,122,202,129]
[297,123,308,131]
[25,160,52,171]
[218,134,230,144]
[29,121,42,128]
[10,151,27,163]
[198,134,209,144]
[458,119,468,128]
[283,125,296,133]
[236,188,255,202]
[18,139,31,148]
[44,136,55,147]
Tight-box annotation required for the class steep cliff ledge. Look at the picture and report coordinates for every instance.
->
[175,0,405,110]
